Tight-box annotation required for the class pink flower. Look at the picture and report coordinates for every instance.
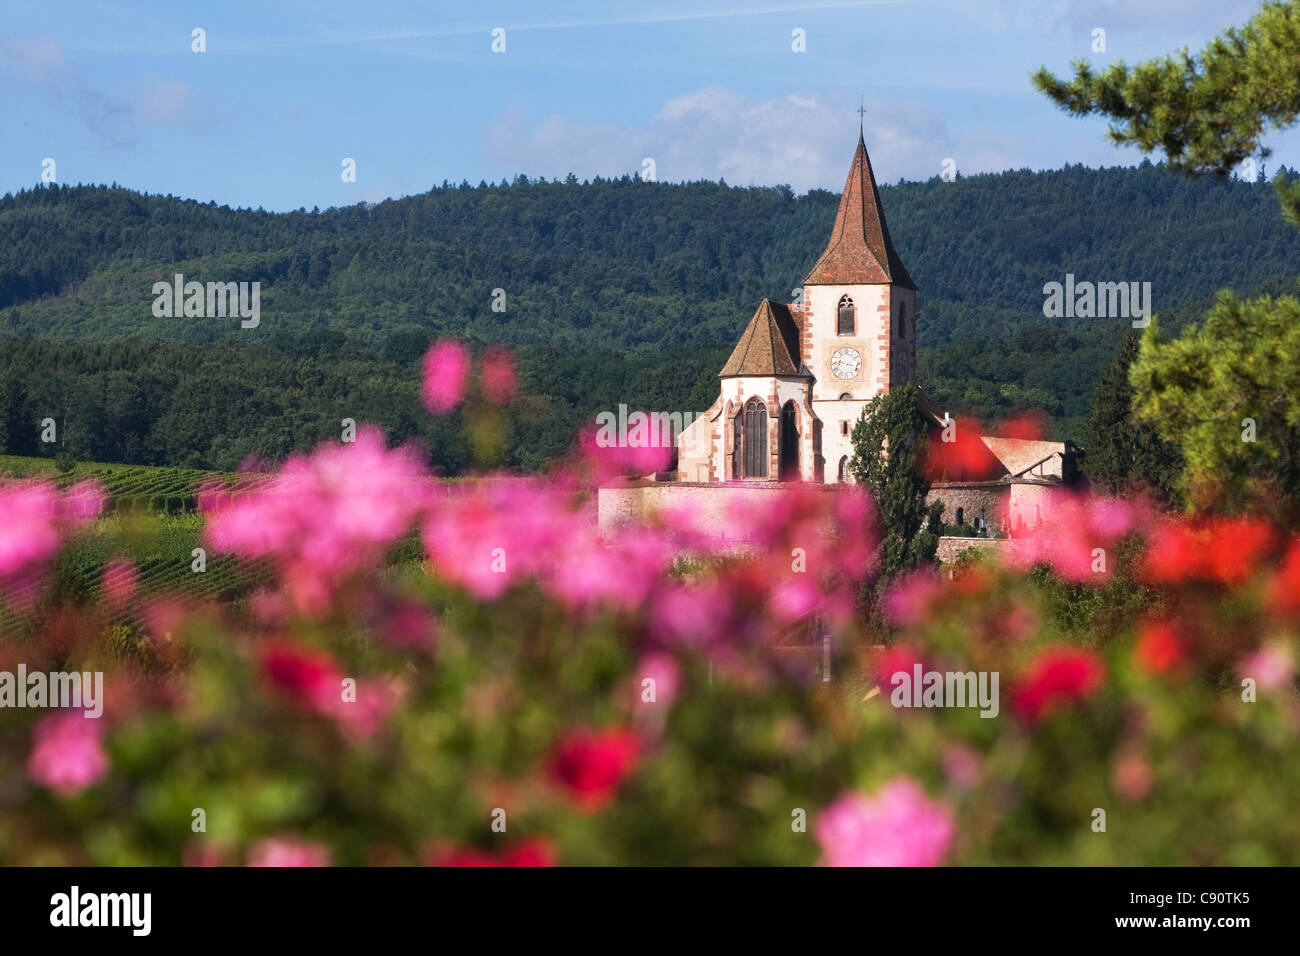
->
[247,837,332,867]
[422,340,471,414]
[203,427,430,613]
[1239,643,1293,690]
[816,778,955,867]
[27,712,109,796]
[480,346,517,405]
[881,571,943,628]
[1006,492,1139,583]
[0,479,105,606]
[635,652,682,707]
[102,559,137,607]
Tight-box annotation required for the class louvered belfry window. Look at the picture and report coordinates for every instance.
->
[743,399,768,478]
[837,295,855,335]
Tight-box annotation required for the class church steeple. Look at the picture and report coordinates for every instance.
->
[804,133,915,289]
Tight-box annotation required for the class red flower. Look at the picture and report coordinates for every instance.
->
[425,838,558,867]
[1134,620,1185,675]
[1143,517,1274,585]
[1268,537,1300,617]
[500,837,559,867]
[548,726,640,810]
[1011,647,1105,724]
[261,642,342,712]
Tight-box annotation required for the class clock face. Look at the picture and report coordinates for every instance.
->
[831,347,861,380]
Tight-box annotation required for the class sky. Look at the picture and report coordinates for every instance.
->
[1,0,1295,211]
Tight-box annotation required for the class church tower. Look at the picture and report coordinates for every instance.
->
[799,131,916,483]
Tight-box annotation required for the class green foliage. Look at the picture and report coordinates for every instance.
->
[1032,0,1300,176]
[848,384,938,578]
[1130,294,1300,518]
[1082,329,1183,506]
[3,163,1300,468]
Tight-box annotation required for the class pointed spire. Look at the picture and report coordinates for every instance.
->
[804,134,915,289]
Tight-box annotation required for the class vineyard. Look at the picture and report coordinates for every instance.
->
[0,456,282,627]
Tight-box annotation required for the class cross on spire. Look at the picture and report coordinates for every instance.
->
[857,96,867,136]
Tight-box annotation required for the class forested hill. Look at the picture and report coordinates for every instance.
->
[2,162,1298,351]
[1,163,1298,472]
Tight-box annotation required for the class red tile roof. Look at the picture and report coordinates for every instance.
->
[719,299,805,377]
[805,133,916,289]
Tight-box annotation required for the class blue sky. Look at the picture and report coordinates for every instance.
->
[2,0,1294,211]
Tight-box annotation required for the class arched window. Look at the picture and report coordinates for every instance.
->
[956,507,965,527]
[837,295,855,335]
[779,401,799,481]
[731,407,743,478]
[897,301,908,339]
[837,456,849,483]
[742,398,768,478]
[838,392,853,400]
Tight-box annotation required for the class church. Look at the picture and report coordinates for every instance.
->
[672,131,1078,537]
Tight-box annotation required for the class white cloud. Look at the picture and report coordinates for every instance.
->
[484,87,1021,191]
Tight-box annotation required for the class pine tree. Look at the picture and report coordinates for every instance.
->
[1082,330,1182,506]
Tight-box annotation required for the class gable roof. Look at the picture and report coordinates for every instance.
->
[719,299,805,377]
[805,133,916,289]
[978,437,1066,477]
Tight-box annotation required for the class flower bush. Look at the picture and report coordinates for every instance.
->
[1,349,1298,866]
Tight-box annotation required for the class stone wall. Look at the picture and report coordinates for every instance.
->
[927,484,1007,533]
[597,481,835,540]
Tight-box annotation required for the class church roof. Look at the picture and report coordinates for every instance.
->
[719,299,805,377]
[805,133,916,289]
[978,437,1067,477]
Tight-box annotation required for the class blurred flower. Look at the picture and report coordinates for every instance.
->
[816,778,954,867]
[426,844,499,867]
[102,559,137,607]
[635,652,681,707]
[548,726,640,811]
[480,346,518,405]
[500,838,559,867]
[183,842,230,867]
[27,712,109,796]
[1133,620,1186,676]
[1011,646,1105,724]
[261,641,343,713]
[421,340,471,415]
[247,837,332,867]
[1268,538,1300,617]
[1112,747,1153,802]
[203,427,430,613]
[1006,492,1137,582]
[425,838,558,867]
[942,744,982,790]
[881,571,943,628]
[0,479,105,607]
[378,599,439,653]
[1143,516,1274,586]
[1239,642,1294,691]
